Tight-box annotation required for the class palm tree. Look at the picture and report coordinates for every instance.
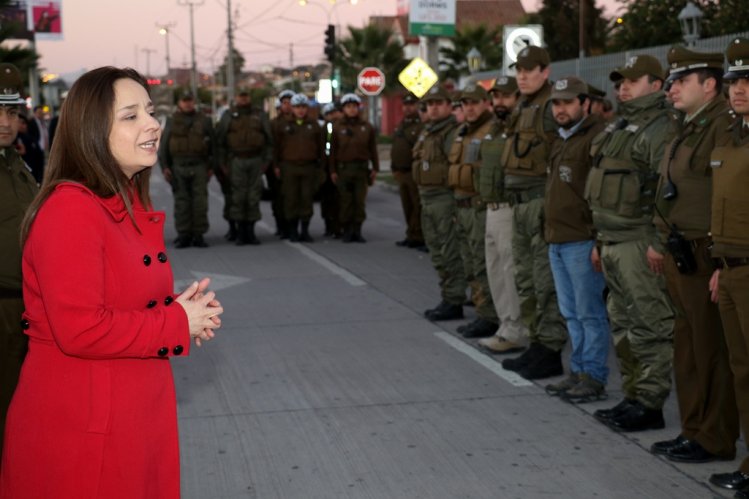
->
[439,24,503,80]
[335,23,406,94]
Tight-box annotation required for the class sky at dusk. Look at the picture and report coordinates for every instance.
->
[29,0,622,78]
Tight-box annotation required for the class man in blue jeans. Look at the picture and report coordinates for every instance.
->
[542,77,609,402]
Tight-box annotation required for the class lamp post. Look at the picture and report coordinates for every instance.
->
[157,22,175,80]
[179,0,204,99]
[678,1,703,47]
[467,47,482,75]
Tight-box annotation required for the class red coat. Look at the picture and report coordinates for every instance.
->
[1,183,190,499]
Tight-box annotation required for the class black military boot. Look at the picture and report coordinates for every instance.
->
[460,318,499,338]
[236,222,249,246]
[175,234,192,249]
[246,222,261,245]
[604,400,665,432]
[300,220,314,242]
[352,224,366,243]
[274,216,286,237]
[224,220,238,241]
[424,301,463,321]
[192,235,209,248]
[342,226,354,243]
[502,342,543,372]
[288,219,300,242]
[518,344,563,380]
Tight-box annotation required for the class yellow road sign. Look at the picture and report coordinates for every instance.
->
[398,57,439,98]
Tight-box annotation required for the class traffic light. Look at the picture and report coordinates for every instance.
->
[324,24,335,63]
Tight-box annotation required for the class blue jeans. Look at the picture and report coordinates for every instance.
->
[549,240,610,384]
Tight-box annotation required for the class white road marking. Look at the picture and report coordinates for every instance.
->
[433,331,533,387]
[174,271,251,293]
[285,241,367,287]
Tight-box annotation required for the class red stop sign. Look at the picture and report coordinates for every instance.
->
[357,67,386,96]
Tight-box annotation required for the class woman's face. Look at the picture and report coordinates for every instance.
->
[109,78,160,179]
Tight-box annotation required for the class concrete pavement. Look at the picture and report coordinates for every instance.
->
[155,174,737,499]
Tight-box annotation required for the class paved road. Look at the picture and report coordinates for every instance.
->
[153,174,737,499]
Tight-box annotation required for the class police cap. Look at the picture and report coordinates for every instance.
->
[459,83,488,102]
[666,45,724,82]
[724,37,749,81]
[0,63,26,106]
[587,83,606,99]
[491,76,518,95]
[340,93,362,105]
[420,84,451,103]
[550,77,588,100]
[609,55,664,82]
[402,93,419,104]
[509,46,550,70]
[290,93,309,107]
[278,89,295,101]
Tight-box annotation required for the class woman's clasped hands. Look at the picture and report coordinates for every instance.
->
[176,277,224,347]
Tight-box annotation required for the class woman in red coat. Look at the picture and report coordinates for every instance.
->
[0,67,223,498]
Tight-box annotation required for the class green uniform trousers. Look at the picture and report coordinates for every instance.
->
[664,240,738,458]
[337,163,369,226]
[420,188,467,306]
[718,264,749,473]
[0,296,27,464]
[282,163,317,222]
[511,197,567,351]
[172,159,210,237]
[213,165,232,222]
[455,202,497,322]
[601,238,674,409]
[393,170,423,242]
[229,156,264,223]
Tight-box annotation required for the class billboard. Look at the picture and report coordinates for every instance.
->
[27,0,62,40]
[0,2,33,40]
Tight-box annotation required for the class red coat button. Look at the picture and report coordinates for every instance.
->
[20,319,30,330]
[147,300,157,308]
[173,345,184,355]
[157,252,168,263]
[164,296,174,306]
[157,347,169,357]
[143,255,152,266]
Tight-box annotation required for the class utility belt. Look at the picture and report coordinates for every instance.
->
[232,149,262,159]
[712,256,749,269]
[173,156,208,165]
[0,288,23,299]
[486,202,510,210]
[338,161,369,169]
[455,196,483,209]
[282,160,318,167]
[506,186,545,207]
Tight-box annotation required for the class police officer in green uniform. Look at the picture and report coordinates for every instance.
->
[330,93,378,243]
[414,85,466,321]
[158,91,214,248]
[586,55,676,432]
[448,84,499,338]
[391,93,425,248]
[274,93,324,242]
[0,63,38,462]
[217,89,273,245]
[477,76,528,354]
[269,89,295,238]
[707,38,749,496]
[499,46,568,380]
[320,102,342,237]
[647,46,739,463]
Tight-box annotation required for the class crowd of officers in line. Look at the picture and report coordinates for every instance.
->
[157,86,381,247]
[153,37,749,494]
[394,37,749,497]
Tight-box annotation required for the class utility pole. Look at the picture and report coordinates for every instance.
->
[156,22,176,80]
[226,0,235,104]
[290,43,294,68]
[178,0,203,98]
[141,48,156,77]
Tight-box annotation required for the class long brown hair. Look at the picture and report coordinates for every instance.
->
[20,67,154,244]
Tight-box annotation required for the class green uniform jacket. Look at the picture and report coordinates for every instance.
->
[412,115,459,195]
[390,115,423,171]
[710,119,749,258]
[0,147,38,291]
[158,109,214,170]
[330,115,379,173]
[544,114,606,243]
[586,91,673,248]
[654,96,733,241]
[448,110,494,199]
[503,81,556,191]
[216,104,273,165]
[477,116,511,204]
